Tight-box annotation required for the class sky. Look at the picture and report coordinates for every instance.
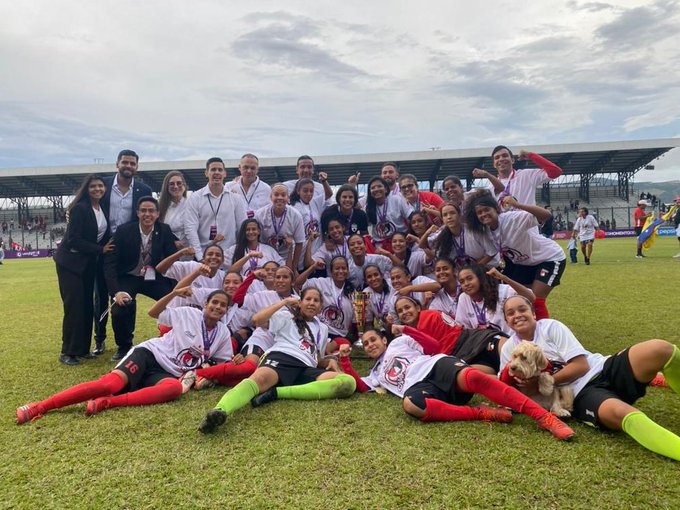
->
[1,0,679,182]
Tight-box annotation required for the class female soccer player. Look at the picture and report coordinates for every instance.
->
[427,257,460,317]
[198,288,356,433]
[500,295,680,460]
[365,176,414,250]
[157,244,225,290]
[224,219,284,277]
[291,178,325,271]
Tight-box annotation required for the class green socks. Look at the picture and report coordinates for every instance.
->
[661,344,680,394]
[621,411,680,461]
[276,374,356,401]
[214,379,259,414]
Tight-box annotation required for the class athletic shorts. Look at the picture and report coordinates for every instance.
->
[580,239,594,246]
[572,348,647,427]
[451,329,506,372]
[509,259,566,288]
[404,357,473,408]
[258,351,328,387]
[114,347,174,393]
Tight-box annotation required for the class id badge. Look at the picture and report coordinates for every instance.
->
[144,266,156,281]
[209,225,217,240]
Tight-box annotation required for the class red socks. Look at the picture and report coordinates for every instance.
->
[42,372,126,411]
[421,398,481,422]
[533,298,549,320]
[99,378,182,410]
[461,368,547,420]
[196,360,257,387]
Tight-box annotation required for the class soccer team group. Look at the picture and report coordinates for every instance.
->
[15,147,680,461]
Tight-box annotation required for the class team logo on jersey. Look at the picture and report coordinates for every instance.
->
[174,346,203,370]
[268,235,287,252]
[305,219,319,238]
[384,356,410,390]
[503,247,528,263]
[440,311,456,326]
[299,330,318,356]
[375,221,396,239]
[321,305,344,329]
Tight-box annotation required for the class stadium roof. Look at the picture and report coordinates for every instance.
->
[1,138,678,199]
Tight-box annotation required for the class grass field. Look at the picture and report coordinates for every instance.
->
[1,238,679,509]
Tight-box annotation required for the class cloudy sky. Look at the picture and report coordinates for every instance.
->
[1,0,679,181]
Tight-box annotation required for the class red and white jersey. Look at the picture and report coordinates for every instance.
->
[348,254,393,289]
[573,215,599,241]
[267,309,330,367]
[362,334,447,398]
[489,168,549,207]
[254,204,305,260]
[303,277,354,337]
[428,288,459,318]
[500,319,607,397]
[455,284,516,335]
[293,197,325,269]
[369,195,414,242]
[223,244,285,277]
[191,288,240,331]
[225,177,272,215]
[140,307,233,376]
[473,211,565,266]
[312,237,350,267]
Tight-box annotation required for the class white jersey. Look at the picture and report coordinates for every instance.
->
[292,197,325,269]
[254,204,305,260]
[267,309,330,367]
[499,319,608,397]
[312,238,350,267]
[139,307,233,376]
[363,286,391,327]
[223,243,285,277]
[488,168,549,207]
[225,177,272,216]
[303,277,354,337]
[404,249,435,279]
[348,254,393,290]
[573,215,599,242]
[361,334,448,398]
[473,210,565,265]
[432,227,493,267]
[368,195,414,242]
[456,284,516,335]
[284,179,327,204]
[428,288,459,318]
[191,288,240,331]
[163,261,224,289]
[387,275,432,320]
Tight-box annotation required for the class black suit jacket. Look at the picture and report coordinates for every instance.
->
[54,201,110,274]
[101,174,153,226]
[104,221,178,294]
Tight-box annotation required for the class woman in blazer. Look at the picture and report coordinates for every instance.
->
[54,174,114,365]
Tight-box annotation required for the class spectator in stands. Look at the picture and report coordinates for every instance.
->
[158,171,189,249]
[605,219,611,231]
[184,157,248,261]
[225,153,271,216]
[487,146,562,207]
[53,174,113,365]
[104,196,178,361]
[573,207,599,265]
[95,149,152,356]
[611,218,617,230]
[634,200,652,258]
[283,155,333,203]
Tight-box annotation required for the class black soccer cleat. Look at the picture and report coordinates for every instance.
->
[198,409,227,434]
[250,387,278,408]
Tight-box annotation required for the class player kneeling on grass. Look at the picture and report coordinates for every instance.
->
[198,287,356,434]
[17,288,248,424]
[336,326,575,440]
[500,295,680,461]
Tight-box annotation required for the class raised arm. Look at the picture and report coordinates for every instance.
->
[520,150,562,179]
[230,250,263,275]
[295,259,325,288]
[338,344,371,393]
[252,296,300,329]
[148,286,192,319]
[473,168,505,195]
[156,247,195,274]
[393,325,441,355]
[397,280,442,296]
[486,267,535,303]
[502,196,552,224]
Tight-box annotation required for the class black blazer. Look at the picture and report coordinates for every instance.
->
[101,174,153,225]
[104,221,178,294]
[54,201,110,274]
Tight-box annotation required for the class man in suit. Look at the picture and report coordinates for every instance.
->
[94,149,152,356]
[104,196,177,360]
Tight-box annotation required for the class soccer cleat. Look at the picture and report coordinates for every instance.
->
[536,412,575,441]
[179,370,197,394]
[85,398,109,416]
[194,376,217,391]
[16,403,45,425]
[584,257,590,265]
[475,403,513,423]
[250,387,278,408]
[198,409,227,434]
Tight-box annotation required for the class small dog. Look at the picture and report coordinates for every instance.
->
[503,341,574,417]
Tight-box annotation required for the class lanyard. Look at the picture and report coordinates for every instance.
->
[139,227,152,264]
[338,207,354,234]
[223,304,238,326]
[471,299,487,326]
[442,289,458,314]
[271,207,288,237]
[240,179,261,207]
[207,193,225,223]
[201,319,218,356]
[492,221,504,258]
[497,170,516,202]
[452,228,466,258]
[332,281,345,310]
[375,290,386,316]
[248,244,260,271]
[377,199,388,225]
[334,241,347,259]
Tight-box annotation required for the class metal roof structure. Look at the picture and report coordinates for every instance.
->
[1,138,678,199]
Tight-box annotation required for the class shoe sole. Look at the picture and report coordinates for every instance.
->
[198,410,227,434]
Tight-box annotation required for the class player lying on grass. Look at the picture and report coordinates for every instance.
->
[334,326,574,440]
[198,287,356,434]
[17,287,251,424]
[500,295,680,460]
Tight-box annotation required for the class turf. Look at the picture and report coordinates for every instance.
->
[1,238,679,509]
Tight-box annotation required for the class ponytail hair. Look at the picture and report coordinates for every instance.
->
[293,287,322,337]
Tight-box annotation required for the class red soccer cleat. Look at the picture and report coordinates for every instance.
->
[536,412,575,441]
[16,403,45,425]
[475,403,513,423]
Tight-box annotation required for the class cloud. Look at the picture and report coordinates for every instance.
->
[566,1,616,12]
[594,0,680,49]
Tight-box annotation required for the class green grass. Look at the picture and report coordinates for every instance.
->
[1,238,680,509]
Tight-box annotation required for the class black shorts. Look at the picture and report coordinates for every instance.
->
[572,348,648,427]
[404,357,473,407]
[506,259,566,288]
[635,226,643,236]
[114,347,174,393]
[580,239,594,246]
[240,343,265,358]
[451,329,506,373]
[258,351,328,387]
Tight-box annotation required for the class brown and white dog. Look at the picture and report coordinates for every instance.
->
[502,341,574,417]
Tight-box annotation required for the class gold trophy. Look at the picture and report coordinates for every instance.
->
[351,291,369,335]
